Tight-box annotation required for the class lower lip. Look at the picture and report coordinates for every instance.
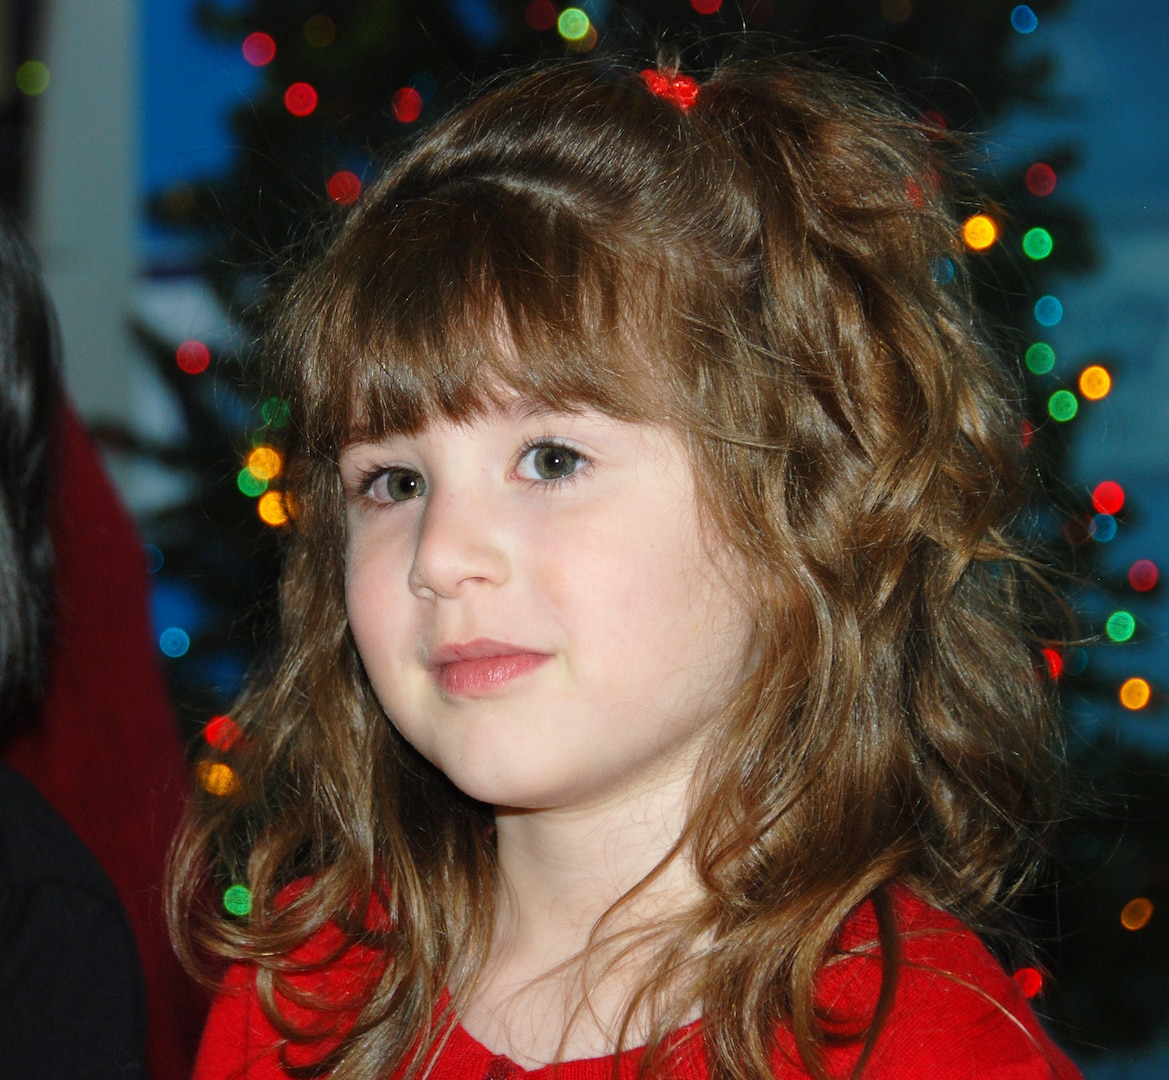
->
[434,653,550,697]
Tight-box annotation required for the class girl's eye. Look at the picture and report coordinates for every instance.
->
[368,466,427,503]
[518,442,586,481]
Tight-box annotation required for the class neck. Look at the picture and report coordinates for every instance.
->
[459,771,705,1066]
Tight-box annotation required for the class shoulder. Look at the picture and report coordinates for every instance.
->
[0,763,147,1077]
[811,890,1082,1080]
[193,884,389,1080]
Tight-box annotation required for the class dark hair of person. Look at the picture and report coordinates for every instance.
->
[0,210,59,738]
[170,54,1066,1080]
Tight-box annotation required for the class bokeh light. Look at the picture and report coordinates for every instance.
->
[1025,163,1057,196]
[1013,967,1043,999]
[1011,5,1038,33]
[1048,389,1077,422]
[1025,342,1055,375]
[1079,364,1111,400]
[143,544,164,574]
[304,14,337,47]
[1091,514,1117,543]
[204,714,243,750]
[932,257,955,285]
[197,761,239,797]
[242,31,276,67]
[692,0,723,13]
[258,491,290,527]
[1119,677,1152,711]
[392,87,423,123]
[1041,647,1063,680]
[1092,480,1124,515]
[920,110,947,138]
[15,60,50,96]
[328,170,362,205]
[176,339,210,375]
[237,468,267,497]
[1106,611,1136,643]
[1022,227,1053,260]
[524,0,558,30]
[261,397,290,427]
[284,82,318,117]
[962,214,997,251]
[223,883,253,917]
[159,627,191,658]
[1129,559,1159,592]
[881,0,913,22]
[558,8,591,41]
[1120,897,1154,931]
[1034,295,1063,327]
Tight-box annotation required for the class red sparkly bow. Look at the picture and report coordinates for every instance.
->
[641,69,699,112]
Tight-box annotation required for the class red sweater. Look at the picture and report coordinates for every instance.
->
[194,891,1082,1079]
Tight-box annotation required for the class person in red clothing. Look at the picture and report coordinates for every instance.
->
[173,55,1082,1079]
[0,208,204,1078]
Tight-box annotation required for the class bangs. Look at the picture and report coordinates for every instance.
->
[284,176,672,454]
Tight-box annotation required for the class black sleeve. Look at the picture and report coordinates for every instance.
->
[0,764,148,1078]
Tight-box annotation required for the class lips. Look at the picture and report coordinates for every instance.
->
[428,639,551,697]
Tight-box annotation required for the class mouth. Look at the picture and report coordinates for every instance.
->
[428,639,552,697]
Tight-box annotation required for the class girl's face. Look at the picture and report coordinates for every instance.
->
[340,404,754,815]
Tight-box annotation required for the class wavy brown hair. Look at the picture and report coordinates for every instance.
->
[170,54,1066,1080]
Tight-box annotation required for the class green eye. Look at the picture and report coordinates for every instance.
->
[383,468,426,502]
[525,444,585,480]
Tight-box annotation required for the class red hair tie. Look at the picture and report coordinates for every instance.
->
[641,69,699,112]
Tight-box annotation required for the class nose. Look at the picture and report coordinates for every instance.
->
[408,488,510,599]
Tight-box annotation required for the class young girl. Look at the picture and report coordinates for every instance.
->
[174,55,1083,1080]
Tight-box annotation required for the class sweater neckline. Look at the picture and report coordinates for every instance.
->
[440,1005,705,1080]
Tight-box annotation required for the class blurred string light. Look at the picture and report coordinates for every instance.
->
[962,214,997,251]
[692,0,723,13]
[143,544,164,574]
[304,14,336,47]
[261,396,291,427]
[258,491,291,527]
[223,883,253,917]
[1041,647,1063,680]
[392,87,423,123]
[247,446,283,481]
[1129,559,1159,592]
[933,257,955,285]
[1010,5,1038,34]
[524,0,557,31]
[284,82,318,117]
[204,714,243,750]
[176,339,210,375]
[1092,480,1124,515]
[1034,295,1063,327]
[1025,342,1055,375]
[196,761,239,797]
[15,60,49,95]
[159,627,191,658]
[919,110,947,138]
[242,31,276,67]
[1013,967,1043,999]
[1091,514,1117,543]
[1119,677,1152,711]
[1022,227,1053,260]
[450,0,505,48]
[328,170,362,205]
[1048,389,1077,422]
[237,467,267,497]
[1106,610,1136,643]
[1121,897,1154,931]
[1079,364,1111,400]
[1025,162,1057,196]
